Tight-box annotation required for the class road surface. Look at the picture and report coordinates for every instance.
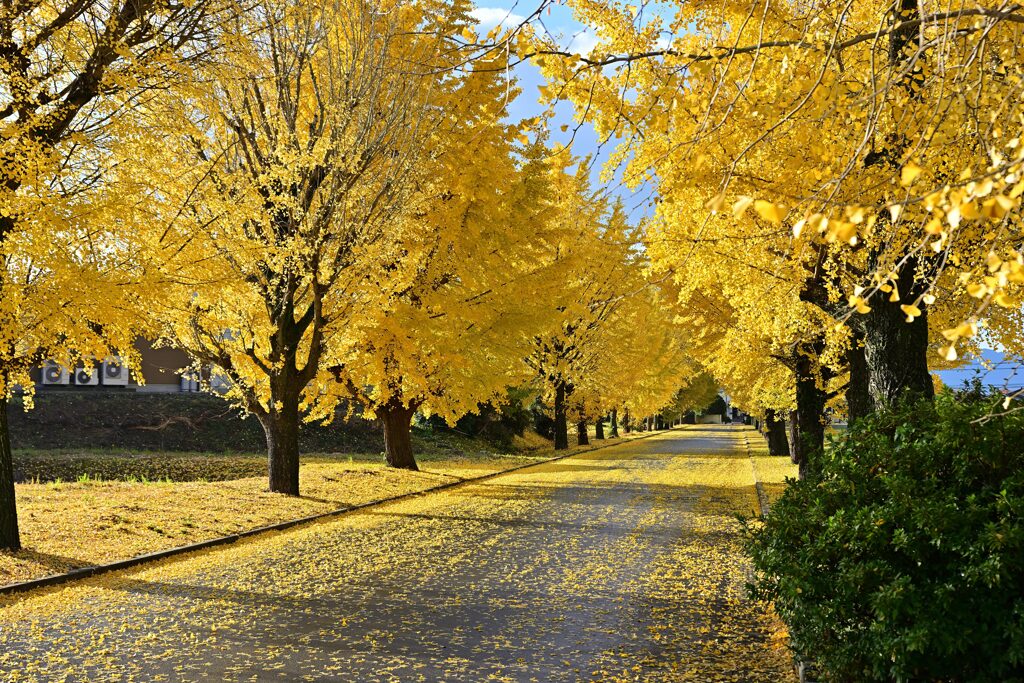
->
[0,426,794,682]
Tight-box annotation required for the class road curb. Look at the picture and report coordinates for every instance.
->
[742,431,771,517]
[1,428,675,598]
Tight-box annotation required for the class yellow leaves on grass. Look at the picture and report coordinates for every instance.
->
[0,447,553,586]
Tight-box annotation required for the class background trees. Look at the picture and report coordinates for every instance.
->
[526,162,692,447]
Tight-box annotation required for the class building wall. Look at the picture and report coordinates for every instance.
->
[132,339,196,392]
[32,339,200,393]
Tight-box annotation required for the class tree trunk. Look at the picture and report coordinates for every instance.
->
[623,408,631,433]
[576,420,589,446]
[261,393,301,495]
[553,382,569,450]
[0,397,20,550]
[764,409,790,457]
[594,416,605,440]
[792,352,829,480]
[862,266,934,408]
[379,400,418,471]
[787,410,799,466]
[855,2,932,411]
[846,331,873,421]
[610,408,619,437]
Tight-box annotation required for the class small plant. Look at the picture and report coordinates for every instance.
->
[747,392,1024,682]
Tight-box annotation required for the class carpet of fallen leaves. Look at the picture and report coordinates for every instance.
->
[0,432,645,586]
[0,426,797,681]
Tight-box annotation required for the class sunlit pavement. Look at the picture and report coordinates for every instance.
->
[0,426,794,682]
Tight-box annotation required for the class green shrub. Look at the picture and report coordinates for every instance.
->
[747,393,1024,682]
[424,387,536,449]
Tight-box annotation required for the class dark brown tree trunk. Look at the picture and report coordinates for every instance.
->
[576,420,589,446]
[846,331,873,421]
[553,381,569,450]
[791,348,830,480]
[862,264,934,408]
[595,416,605,440]
[610,408,619,437]
[764,409,790,457]
[260,393,301,496]
[379,400,418,471]
[623,408,631,433]
[855,1,932,411]
[0,397,20,550]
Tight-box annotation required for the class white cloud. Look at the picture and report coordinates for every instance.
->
[470,7,527,33]
[565,28,600,56]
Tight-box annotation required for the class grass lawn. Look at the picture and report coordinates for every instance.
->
[1,429,640,586]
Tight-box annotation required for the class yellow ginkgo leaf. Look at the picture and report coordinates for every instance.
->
[848,294,871,314]
[791,218,807,238]
[705,192,726,214]
[966,282,987,298]
[900,304,921,321]
[753,200,785,225]
[901,162,923,186]
[994,292,1016,308]
[731,195,754,220]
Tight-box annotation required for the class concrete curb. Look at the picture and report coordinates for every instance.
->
[742,431,771,518]
[1,428,675,598]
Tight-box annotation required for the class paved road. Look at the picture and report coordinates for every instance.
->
[0,427,794,682]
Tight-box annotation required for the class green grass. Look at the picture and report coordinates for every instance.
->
[12,427,541,484]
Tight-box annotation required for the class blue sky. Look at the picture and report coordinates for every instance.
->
[469,3,655,216]
[469,3,598,123]
[936,349,1023,392]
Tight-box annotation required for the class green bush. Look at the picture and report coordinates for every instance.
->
[423,388,535,450]
[747,393,1024,682]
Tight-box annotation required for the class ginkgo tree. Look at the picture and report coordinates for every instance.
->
[134,0,513,494]
[0,0,223,549]
[308,94,557,471]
